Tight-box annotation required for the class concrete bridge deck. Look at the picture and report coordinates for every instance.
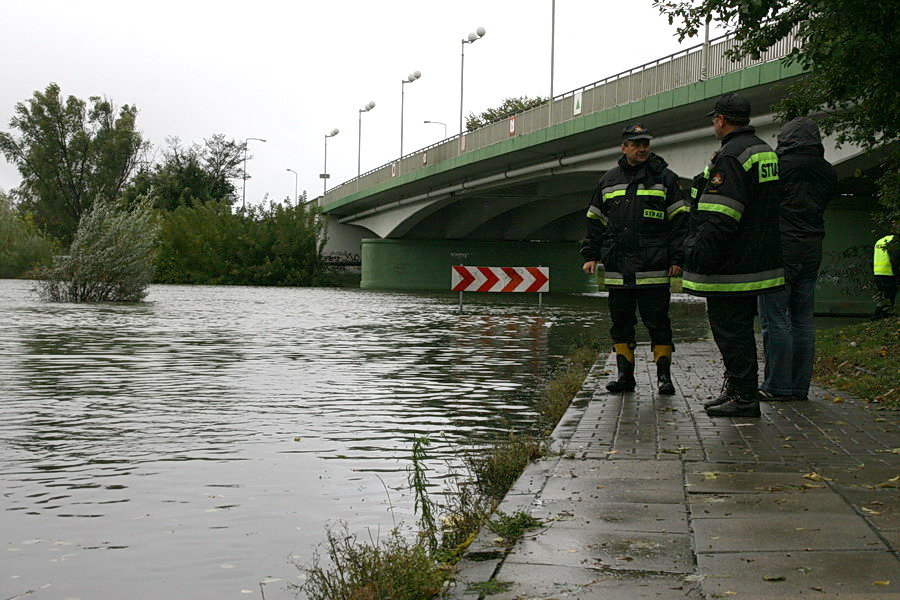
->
[449,341,900,599]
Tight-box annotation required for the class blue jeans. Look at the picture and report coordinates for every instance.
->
[758,262,819,397]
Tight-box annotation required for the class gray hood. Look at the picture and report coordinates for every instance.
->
[776,117,823,155]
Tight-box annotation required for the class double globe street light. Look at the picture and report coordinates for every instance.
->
[459,27,486,136]
[357,101,376,191]
[321,128,339,196]
[400,70,421,159]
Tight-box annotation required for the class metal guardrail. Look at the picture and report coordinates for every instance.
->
[321,30,798,207]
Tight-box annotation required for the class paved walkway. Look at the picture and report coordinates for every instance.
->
[449,340,900,599]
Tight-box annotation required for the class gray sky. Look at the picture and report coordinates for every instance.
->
[0,1,723,206]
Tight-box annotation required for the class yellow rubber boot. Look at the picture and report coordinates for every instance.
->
[653,345,676,395]
[606,343,636,393]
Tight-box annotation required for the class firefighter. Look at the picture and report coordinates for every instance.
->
[581,123,688,395]
[683,93,785,418]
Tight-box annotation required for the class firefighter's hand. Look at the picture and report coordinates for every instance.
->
[583,261,598,275]
[668,265,683,277]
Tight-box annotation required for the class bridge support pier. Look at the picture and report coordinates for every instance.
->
[360,239,597,293]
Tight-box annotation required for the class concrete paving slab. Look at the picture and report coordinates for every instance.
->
[685,470,820,493]
[531,498,689,533]
[692,510,887,552]
[688,489,853,519]
[548,457,683,480]
[487,563,704,600]
[697,550,900,599]
[541,476,686,504]
[838,489,900,531]
[506,528,694,574]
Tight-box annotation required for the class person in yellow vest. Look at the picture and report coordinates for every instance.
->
[872,234,899,319]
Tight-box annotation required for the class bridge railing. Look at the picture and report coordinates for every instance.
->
[321,30,798,207]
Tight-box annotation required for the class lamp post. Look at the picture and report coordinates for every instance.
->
[357,101,376,191]
[549,0,556,127]
[286,168,298,202]
[459,27,486,136]
[241,137,266,212]
[321,128,339,196]
[423,120,448,140]
[400,70,421,159]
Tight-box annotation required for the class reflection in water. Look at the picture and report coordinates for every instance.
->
[0,280,708,599]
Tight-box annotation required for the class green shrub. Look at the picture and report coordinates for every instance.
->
[0,193,55,277]
[35,199,158,302]
[296,526,446,600]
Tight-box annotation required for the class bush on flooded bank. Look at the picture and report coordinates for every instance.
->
[813,316,900,408]
[35,199,158,302]
[0,190,56,278]
[295,344,595,599]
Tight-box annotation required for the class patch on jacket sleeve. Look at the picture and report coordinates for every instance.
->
[710,172,724,187]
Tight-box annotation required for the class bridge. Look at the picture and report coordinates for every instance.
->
[318,31,881,314]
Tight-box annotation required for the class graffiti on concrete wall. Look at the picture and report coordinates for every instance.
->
[819,244,872,298]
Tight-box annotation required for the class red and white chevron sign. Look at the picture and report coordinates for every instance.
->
[451,266,549,293]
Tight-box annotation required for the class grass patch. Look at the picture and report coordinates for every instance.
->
[466,580,514,595]
[536,341,599,429]
[465,432,546,504]
[813,316,900,408]
[486,510,543,543]
[296,526,446,600]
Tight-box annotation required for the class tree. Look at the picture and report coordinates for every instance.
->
[653,0,899,225]
[466,96,549,132]
[121,134,244,211]
[0,83,147,246]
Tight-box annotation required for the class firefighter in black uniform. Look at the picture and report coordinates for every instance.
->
[683,93,785,417]
[582,123,688,395]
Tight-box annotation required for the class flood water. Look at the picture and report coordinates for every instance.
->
[0,280,710,599]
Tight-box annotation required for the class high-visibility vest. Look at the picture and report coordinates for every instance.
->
[874,235,894,276]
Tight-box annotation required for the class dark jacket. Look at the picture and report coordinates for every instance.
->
[776,117,837,264]
[581,153,687,288]
[683,126,784,297]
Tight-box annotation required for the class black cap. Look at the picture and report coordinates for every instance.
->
[622,123,653,140]
[705,93,751,118]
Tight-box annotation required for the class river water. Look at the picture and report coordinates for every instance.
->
[0,280,709,599]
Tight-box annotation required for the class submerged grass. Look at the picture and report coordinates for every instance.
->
[813,316,900,408]
[295,342,598,599]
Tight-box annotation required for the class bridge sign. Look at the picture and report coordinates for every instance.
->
[451,266,549,293]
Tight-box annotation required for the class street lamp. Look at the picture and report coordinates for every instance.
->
[357,101,376,191]
[321,128,339,196]
[400,70,422,159]
[286,168,298,202]
[549,0,556,127]
[459,27,486,135]
[424,120,448,140]
[241,136,266,212]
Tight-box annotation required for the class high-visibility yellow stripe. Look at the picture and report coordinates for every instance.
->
[698,202,742,222]
[683,275,785,293]
[636,277,670,285]
[669,205,689,219]
[603,190,627,201]
[636,189,666,197]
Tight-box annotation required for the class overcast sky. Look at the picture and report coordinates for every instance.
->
[0,1,725,206]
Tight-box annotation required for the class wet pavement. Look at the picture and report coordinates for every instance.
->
[449,340,900,599]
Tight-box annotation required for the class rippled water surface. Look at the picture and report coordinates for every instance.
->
[0,280,709,599]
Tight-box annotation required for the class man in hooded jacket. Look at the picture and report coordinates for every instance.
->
[757,117,837,402]
[582,123,688,395]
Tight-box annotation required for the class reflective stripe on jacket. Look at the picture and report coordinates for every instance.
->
[682,126,785,297]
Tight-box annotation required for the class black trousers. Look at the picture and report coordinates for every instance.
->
[608,287,673,347]
[706,295,758,391]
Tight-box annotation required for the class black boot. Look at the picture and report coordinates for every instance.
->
[654,345,676,395]
[606,343,636,393]
[706,386,761,418]
[703,377,734,409]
